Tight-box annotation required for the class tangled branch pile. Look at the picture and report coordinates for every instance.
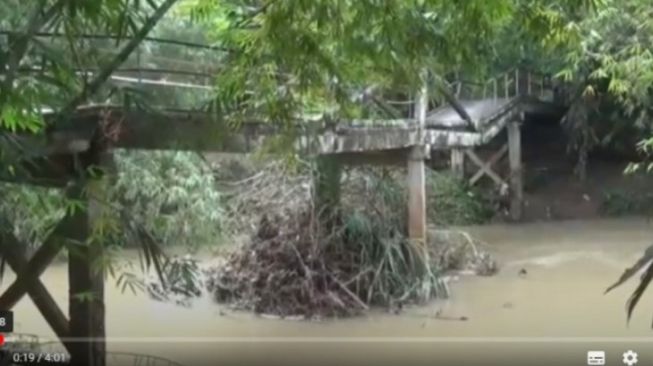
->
[429,230,499,276]
[216,159,311,239]
[206,162,494,318]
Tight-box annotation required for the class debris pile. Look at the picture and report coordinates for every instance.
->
[429,230,499,276]
[205,164,497,318]
[206,211,373,317]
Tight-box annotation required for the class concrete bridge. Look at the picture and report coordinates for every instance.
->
[10,69,564,233]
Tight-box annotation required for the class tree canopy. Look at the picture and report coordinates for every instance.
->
[2,0,600,131]
[189,0,599,124]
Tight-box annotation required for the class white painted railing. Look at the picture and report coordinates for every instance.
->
[449,68,553,102]
[381,69,556,119]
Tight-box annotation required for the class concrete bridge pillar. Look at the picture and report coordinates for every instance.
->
[507,119,523,221]
[409,69,429,245]
[407,145,428,244]
[450,148,465,179]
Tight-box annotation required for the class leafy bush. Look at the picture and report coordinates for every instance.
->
[0,150,225,250]
[342,168,494,226]
[426,172,493,225]
[113,150,225,249]
[600,190,653,217]
[0,184,66,249]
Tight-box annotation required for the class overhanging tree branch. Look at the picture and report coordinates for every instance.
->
[432,74,475,129]
[55,0,180,124]
[0,0,66,110]
[0,31,233,52]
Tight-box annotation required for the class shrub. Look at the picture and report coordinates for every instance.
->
[0,150,225,250]
[600,189,653,217]
[113,150,225,250]
[426,171,493,225]
[0,183,65,249]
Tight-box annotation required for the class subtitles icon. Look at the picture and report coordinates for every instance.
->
[587,351,606,366]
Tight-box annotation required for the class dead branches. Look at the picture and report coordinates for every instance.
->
[206,163,494,318]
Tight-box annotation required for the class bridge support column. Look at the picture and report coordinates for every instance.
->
[450,148,465,179]
[507,119,523,221]
[314,155,342,226]
[407,145,428,244]
[407,145,430,276]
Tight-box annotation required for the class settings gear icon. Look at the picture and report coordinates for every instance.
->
[623,350,638,366]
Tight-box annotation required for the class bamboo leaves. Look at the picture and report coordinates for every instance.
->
[606,245,653,326]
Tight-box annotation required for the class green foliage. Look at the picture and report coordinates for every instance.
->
[554,0,653,167]
[0,184,65,249]
[629,137,653,175]
[0,0,181,131]
[600,189,653,217]
[490,0,599,74]
[343,168,493,227]
[545,0,653,324]
[344,168,407,229]
[561,0,653,111]
[342,170,446,305]
[112,150,224,250]
[0,150,225,250]
[145,255,204,305]
[188,0,596,133]
[427,172,493,226]
[341,210,445,306]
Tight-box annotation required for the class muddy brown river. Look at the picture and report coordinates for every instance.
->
[8,218,653,365]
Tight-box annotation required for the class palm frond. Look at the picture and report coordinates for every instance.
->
[626,261,653,324]
[606,244,653,326]
[606,244,653,294]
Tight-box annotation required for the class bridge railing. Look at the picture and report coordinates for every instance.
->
[370,68,560,120]
[448,68,554,102]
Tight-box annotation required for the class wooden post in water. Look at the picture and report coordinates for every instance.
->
[407,72,428,244]
[67,150,111,366]
[507,118,523,221]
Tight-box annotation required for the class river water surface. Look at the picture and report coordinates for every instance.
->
[9,218,653,365]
